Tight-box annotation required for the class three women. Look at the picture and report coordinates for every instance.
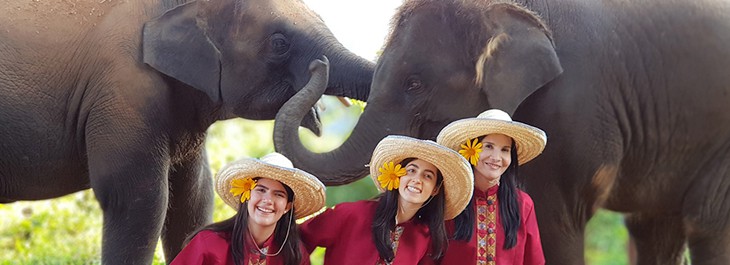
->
[173,108,547,264]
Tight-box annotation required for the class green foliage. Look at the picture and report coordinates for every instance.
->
[325,177,378,207]
[348,98,367,113]
[585,210,629,265]
[0,192,104,264]
[0,96,635,264]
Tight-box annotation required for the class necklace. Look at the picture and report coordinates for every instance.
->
[248,210,293,257]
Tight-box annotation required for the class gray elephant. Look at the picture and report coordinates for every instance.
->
[0,0,372,263]
[274,0,730,264]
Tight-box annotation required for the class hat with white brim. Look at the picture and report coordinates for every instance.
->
[370,135,474,220]
[216,152,326,219]
[437,109,547,165]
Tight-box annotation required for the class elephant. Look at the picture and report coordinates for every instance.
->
[273,0,730,264]
[0,0,373,263]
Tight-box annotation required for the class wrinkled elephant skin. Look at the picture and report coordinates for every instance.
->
[0,0,373,263]
[273,0,730,264]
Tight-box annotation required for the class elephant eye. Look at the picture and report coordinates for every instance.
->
[406,77,423,92]
[270,33,290,56]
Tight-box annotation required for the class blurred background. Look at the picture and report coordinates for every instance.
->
[0,0,631,264]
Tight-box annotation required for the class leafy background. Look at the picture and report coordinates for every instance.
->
[1,97,631,264]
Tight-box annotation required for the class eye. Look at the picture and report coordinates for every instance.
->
[407,168,416,174]
[254,187,265,192]
[425,174,434,180]
[270,33,290,55]
[275,192,286,198]
[405,76,423,92]
[484,143,494,149]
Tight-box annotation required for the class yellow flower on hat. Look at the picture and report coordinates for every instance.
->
[459,138,483,166]
[377,162,406,191]
[230,177,257,203]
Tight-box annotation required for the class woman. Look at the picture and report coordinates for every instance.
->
[171,152,326,265]
[436,109,547,264]
[299,135,474,264]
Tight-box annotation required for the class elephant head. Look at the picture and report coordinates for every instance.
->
[274,0,562,185]
[142,0,373,133]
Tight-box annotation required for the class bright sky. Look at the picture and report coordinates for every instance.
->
[303,0,403,61]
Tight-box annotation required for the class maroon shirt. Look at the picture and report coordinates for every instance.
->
[439,186,545,265]
[299,200,436,265]
[171,230,310,265]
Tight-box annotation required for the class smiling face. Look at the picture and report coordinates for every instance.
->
[474,134,513,191]
[397,159,441,209]
[246,178,292,233]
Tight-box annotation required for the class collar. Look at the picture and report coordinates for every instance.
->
[474,185,499,198]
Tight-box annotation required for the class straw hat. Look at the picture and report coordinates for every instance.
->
[436,109,547,165]
[369,135,474,220]
[215,152,326,219]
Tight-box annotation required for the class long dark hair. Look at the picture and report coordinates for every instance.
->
[371,157,448,262]
[183,179,302,265]
[453,137,521,249]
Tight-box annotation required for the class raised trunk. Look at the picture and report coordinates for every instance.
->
[325,50,373,101]
[288,24,373,139]
[274,58,403,185]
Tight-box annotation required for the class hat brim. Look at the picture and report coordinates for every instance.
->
[370,135,474,220]
[436,118,547,165]
[216,159,326,219]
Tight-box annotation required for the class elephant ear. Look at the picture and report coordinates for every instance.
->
[143,1,222,102]
[477,3,563,115]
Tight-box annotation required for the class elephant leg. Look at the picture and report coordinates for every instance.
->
[161,148,214,262]
[522,160,598,264]
[515,103,628,265]
[624,213,686,265]
[522,156,619,264]
[533,190,589,265]
[687,233,730,265]
[521,164,596,265]
[686,212,730,265]
[87,128,170,264]
[684,161,730,265]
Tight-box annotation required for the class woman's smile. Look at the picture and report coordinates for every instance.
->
[473,133,513,190]
[406,184,423,194]
[398,159,440,208]
[255,205,275,214]
[247,178,291,230]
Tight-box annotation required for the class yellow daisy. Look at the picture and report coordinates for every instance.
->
[230,177,257,203]
[377,162,406,190]
[459,138,483,166]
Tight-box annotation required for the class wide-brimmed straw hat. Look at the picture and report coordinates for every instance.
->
[369,135,474,220]
[437,109,547,165]
[215,152,326,219]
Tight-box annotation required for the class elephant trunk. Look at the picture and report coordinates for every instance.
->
[322,42,373,102]
[275,58,396,185]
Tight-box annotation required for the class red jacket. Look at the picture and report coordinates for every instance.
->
[300,200,436,265]
[171,230,310,265]
[439,186,545,265]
